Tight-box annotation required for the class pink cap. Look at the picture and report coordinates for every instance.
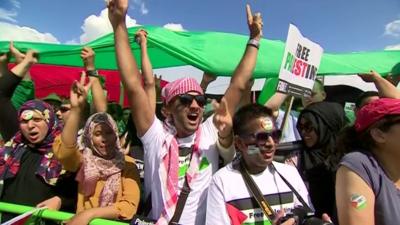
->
[354,98,400,132]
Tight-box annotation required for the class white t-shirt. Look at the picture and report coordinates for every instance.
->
[276,109,301,143]
[206,161,312,225]
[140,116,219,225]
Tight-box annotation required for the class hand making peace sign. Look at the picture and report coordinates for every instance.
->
[246,4,263,40]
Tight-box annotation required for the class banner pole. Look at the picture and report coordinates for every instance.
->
[278,95,294,142]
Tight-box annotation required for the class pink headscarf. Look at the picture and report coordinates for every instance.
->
[76,112,125,207]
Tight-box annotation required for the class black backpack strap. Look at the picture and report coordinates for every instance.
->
[168,146,194,225]
[270,163,313,212]
[238,160,274,220]
[168,176,191,224]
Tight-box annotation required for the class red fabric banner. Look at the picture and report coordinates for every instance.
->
[9,64,168,107]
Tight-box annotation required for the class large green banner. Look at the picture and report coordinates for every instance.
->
[1,26,399,78]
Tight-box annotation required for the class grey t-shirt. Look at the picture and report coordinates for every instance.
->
[340,151,400,225]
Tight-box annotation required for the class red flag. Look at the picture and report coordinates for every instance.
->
[226,203,248,225]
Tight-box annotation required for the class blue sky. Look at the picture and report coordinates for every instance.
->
[1,0,400,53]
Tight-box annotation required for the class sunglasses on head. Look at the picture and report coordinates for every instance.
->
[240,130,281,145]
[178,94,207,107]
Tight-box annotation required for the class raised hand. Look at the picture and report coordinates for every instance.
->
[135,29,148,46]
[155,74,162,87]
[358,70,380,83]
[201,72,217,87]
[70,72,92,110]
[212,98,232,135]
[120,132,131,155]
[246,4,263,40]
[9,49,38,79]
[107,0,129,28]
[10,41,26,64]
[23,50,38,65]
[0,53,8,63]
[81,46,95,71]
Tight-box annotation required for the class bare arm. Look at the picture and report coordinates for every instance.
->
[264,92,289,118]
[336,166,375,225]
[200,72,217,92]
[81,46,108,113]
[212,98,234,163]
[108,0,154,137]
[136,29,156,112]
[212,5,263,161]
[9,42,32,80]
[238,78,255,108]
[223,4,263,117]
[66,205,120,225]
[359,70,400,99]
[0,53,8,78]
[10,50,37,78]
[61,73,91,148]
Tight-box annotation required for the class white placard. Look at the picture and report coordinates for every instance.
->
[276,24,324,98]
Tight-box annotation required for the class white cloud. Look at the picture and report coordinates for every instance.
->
[384,19,400,37]
[65,39,80,45]
[140,2,148,15]
[163,23,185,31]
[0,22,59,43]
[130,0,148,15]
[385,43,400,50]
[10,0,20,9]
[79,8,138,44]
[0,8,17,23]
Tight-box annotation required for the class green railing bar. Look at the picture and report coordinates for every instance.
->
[0,202,130,225]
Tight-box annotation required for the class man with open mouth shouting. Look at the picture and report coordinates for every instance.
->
[107,0,263,223]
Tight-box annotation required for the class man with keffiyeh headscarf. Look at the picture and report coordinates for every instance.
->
[108,0,263,224]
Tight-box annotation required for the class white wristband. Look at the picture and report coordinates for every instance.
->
[247,38,260,49]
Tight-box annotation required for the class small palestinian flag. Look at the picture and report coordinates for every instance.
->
[350,194,367,210]
[2,207,46,225]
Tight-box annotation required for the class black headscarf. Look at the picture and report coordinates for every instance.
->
[297,101,346,171]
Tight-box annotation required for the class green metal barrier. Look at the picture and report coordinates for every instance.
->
[0,202,130,225]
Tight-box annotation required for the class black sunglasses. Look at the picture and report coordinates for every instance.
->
[241,130,281,145]
[178,94,207,107]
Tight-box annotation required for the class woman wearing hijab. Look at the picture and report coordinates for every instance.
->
[336,98,400,225]
[0,100,67,222]
[53,77,140,225]
[296,101,346,221]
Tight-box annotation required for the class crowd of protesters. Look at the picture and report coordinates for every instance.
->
[0,0,399,225]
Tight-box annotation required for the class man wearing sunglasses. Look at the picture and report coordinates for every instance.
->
[206,104,313,225]
[108,0,263,224]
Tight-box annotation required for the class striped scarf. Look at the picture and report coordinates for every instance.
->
[156,118,202,225]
